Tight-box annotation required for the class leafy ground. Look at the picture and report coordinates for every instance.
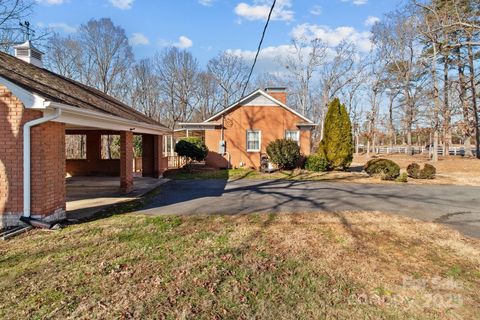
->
[1,212,479,319]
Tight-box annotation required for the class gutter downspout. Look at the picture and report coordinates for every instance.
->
[23,109,62,218]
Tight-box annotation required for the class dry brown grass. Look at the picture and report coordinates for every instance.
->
[1,212,479,319]
[353,154,480,186]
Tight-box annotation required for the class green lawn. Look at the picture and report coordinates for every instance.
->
[164,167,372,183]
[1,212,479,319]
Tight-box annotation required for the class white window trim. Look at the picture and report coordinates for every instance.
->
[285,130,300,146]
[246,130,261,152]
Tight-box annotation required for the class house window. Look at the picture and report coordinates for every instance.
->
[246,130,261,152]
[285,130,300,145]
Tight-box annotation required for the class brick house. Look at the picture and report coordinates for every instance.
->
[0,42,170,228]
[180,88,316,169]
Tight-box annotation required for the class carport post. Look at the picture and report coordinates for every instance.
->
[120,131,134,193]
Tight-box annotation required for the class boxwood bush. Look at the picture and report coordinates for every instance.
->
[420,164,436,179]
[175,137,208,162]
[406,163,421,178]
[407,162,436,179]
[305,154,329,172]
[364,158,400,181]
[266,139,301,169]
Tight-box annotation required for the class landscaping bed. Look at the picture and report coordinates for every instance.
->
[1,212,479,319]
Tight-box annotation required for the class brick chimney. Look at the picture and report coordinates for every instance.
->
[265,87,287,104]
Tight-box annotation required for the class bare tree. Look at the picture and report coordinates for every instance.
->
[154,47,199,128]
[207,51,249,109]
[0,0,33,51]
[280,37,327,117]
[45,33,83,79]
[130,58,163,121]
[414,0,480,158]
[372,8,426,152]
[416,1,443,161]
[78,18,134,97]
[318,41,357,140]
[364,55,386,156]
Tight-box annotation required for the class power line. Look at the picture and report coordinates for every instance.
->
[241,0,276,97]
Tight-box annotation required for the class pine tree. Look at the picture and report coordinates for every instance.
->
[319,98,353,170]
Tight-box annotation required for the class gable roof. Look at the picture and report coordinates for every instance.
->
[204,89,314,124]
[0,51,169,130]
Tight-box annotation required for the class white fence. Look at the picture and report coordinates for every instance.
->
[359,146,477,156]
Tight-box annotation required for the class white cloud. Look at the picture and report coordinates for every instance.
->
[160,36,193,49]
[173,36,193,48]
[235,0,294,22]
[129,33,149,46]
[36,0,66,5]
[353,0,367,5]
[226,22,373,74]
[291,23,372,52]
[227,44,295,74]
[341,0,368,5]
[309,5,322,16]
[109,0,134,10]
[198,0,215,6]
[364,16,380,26]
[48,22,76,33]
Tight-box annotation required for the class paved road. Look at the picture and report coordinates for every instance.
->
[137,179,480,238]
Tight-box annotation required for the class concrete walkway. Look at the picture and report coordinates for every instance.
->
[137,179,480,238]
[66,176,167,220]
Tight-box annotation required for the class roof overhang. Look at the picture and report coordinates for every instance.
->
[297,123,318,129]
[49,102,171,135]
[177,122,221,130]
[0,76,171,135]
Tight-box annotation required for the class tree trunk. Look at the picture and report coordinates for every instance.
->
[366,119,371,157]
[320,90,329,141]
[404,88,413,153]
[467,41,480,159]
[431,42,440,162]
[443,57,451,156]
[458,51,473,157]
[388,94,395,148]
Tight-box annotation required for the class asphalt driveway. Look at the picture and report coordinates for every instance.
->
[137,179,480,238]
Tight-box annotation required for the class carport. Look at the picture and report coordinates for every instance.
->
[0,47,170,227]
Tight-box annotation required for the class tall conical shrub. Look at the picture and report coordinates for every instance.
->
[319,98,353,170]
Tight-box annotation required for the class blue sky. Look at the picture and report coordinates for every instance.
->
[33,0,402,68]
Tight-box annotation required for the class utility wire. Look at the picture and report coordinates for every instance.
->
[241,0,276,97]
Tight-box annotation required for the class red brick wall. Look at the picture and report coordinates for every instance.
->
[120,131,133,193]
[267,91,287,104]
[31,121,66,216]
[66,159,120,176]
[204,104,312,169]
[1,85,65,225]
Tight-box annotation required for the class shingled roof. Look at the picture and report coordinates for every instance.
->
[0,51,168,129]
